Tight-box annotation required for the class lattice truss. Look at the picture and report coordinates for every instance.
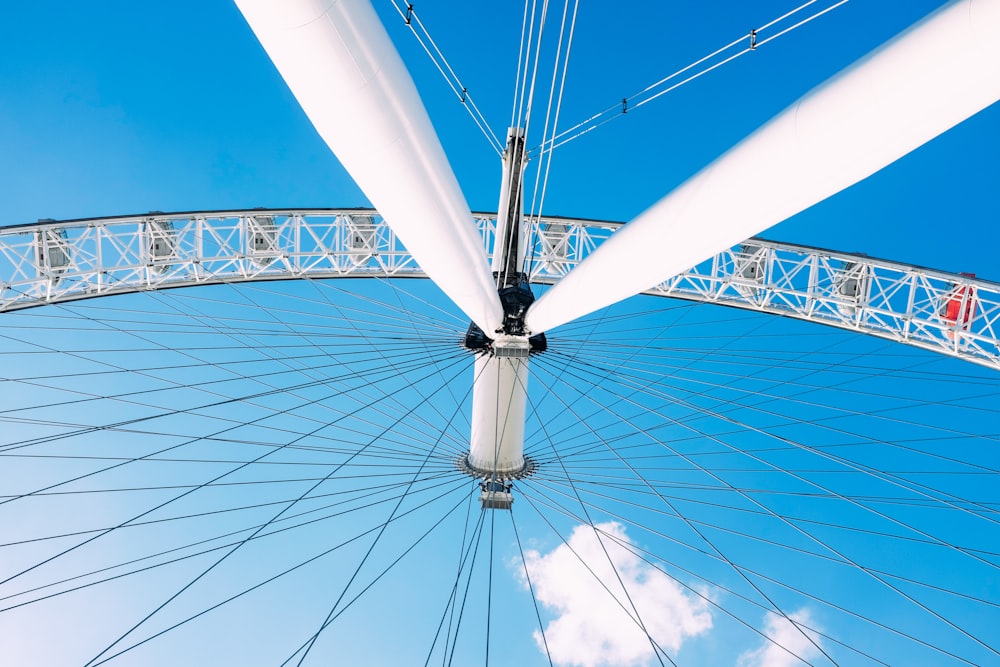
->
[1,209,997,369]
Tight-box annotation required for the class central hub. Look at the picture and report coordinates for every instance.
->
[465,332,532,478]
[457,453,537,481]
[464,274,547,352]
[462,126,544,509]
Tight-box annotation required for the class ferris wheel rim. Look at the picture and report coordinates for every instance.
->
[3,208,998,371]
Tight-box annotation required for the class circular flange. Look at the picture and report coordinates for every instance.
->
[456,454,537,481]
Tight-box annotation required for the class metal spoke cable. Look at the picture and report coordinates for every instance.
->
[535,346,1000,508]
[519,482,828,663]
[530,358,1000,659]
[538,450,1000,523]
[0,345,466,460]
[0,350,472,594]
[437,489,478,667]
[523,376,676,667]
[88,480,471,667]
[520,268,654,456]
[512,0,538,131]
[202,282,474,457]
[518,482,895,666]
[485,507,496,666]
[556,318,996,426]
[366,275,473,329]
[0,335,458,359]
[509,509,555,666]
[376,277,476,434]
[547,346,1000,453]
[551,452,1000,493]
[1,473,465,612]
[386,0,503,154]
[509,0,532,129]
[550,353,1000,526]
[274,488,470,667]
[0,319,457,343]
[521,297,736,456]
[0,299,463,340]
[0,467,461,501]
[559,342,1000,417]
[0,345,455,440]
[528,475,842,565]
[243,279,469,335]
[0,415,464,467]
[0,346,406,385]
[534,352,1000,549]
[73,283,472,456]
[445,507,489,667]
[311,276,475,443]
[0,299,465,436]
[138,280,465,341]
[4,389,423,592]
[516,484,678,666]
[531,469,1000,520]
[422,484,481,667]
[738,564,979,666]
[531,416,998,486]
[520,0,551,143]
[0,305,462,425]
[288,351,481,667]
[538,0,850,153]
[83,350,474,667]
[148,285,471,458]
[0,360,472,480]
[530,474,1000,593]
[527,363,837,666]
[0,438,464,469]
[524,0,580,272]
[755,0,850,48]
[0,473,454,552]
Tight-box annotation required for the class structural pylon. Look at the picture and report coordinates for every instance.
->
[461,128,543,506]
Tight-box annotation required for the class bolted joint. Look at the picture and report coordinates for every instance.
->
[498,276,534,336]
[463,274,547,352]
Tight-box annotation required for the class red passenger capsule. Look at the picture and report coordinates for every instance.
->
[940,273,978,332]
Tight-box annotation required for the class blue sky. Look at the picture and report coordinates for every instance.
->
[1,1,999,666]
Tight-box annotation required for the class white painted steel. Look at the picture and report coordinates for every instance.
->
[467,337,530,476]
[235,0,503,335]
[491,128,528,275]
[525,0,1000,334]
[1,211,998,370]
[477,128,530,479]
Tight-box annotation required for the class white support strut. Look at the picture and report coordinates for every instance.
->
[524,0,1000,335]
[235,0,504,335]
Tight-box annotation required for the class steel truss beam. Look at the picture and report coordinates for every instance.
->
[1,209,997,369]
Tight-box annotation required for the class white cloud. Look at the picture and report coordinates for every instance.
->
[517,521,712,667]
[737,608,823,667]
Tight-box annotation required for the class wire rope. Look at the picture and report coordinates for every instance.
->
[538,0,850,154]
[385,0,504,154]
[3,279,998,665]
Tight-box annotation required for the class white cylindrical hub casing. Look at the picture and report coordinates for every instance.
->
[468,337,529,475]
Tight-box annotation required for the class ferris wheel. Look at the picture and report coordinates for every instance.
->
[1,1,999,665]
